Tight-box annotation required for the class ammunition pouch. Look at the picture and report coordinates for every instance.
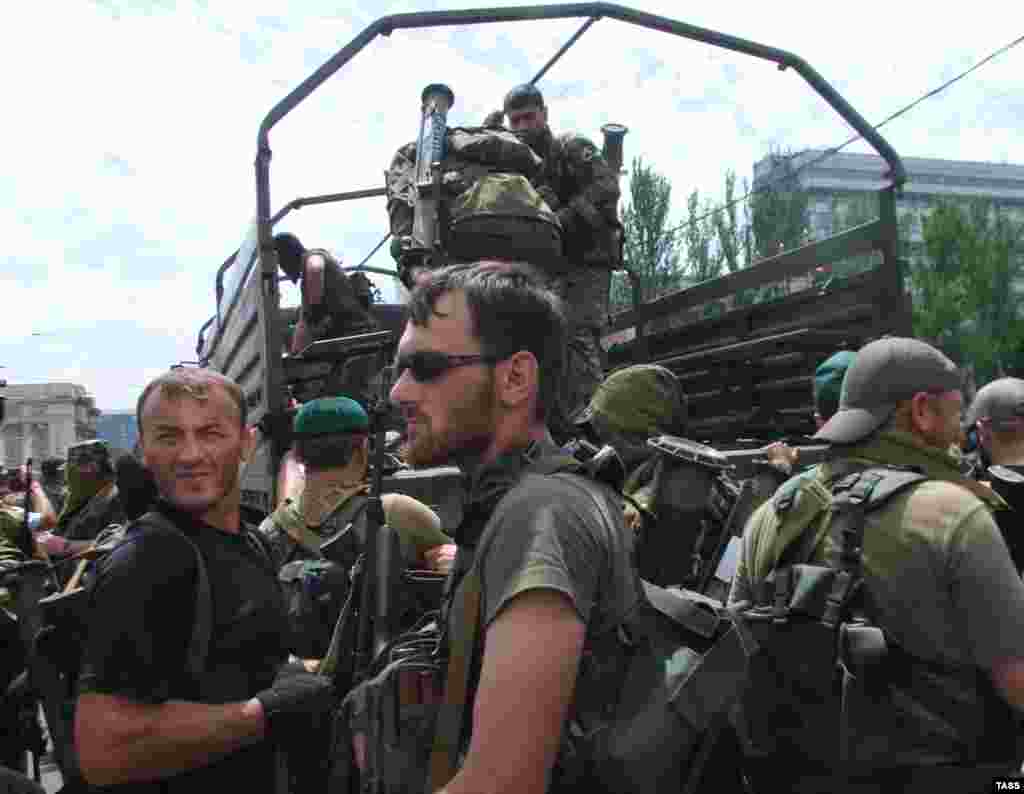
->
[331,620,445,794]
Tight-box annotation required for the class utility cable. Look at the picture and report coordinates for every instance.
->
[658,31,1024,238]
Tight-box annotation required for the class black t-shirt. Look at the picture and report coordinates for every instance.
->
[989,463,1024,574]
[79,501,289,794]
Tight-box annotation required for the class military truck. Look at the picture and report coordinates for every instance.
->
[194,3,910,527]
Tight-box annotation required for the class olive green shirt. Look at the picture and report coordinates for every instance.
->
[258,487,450,569]
[728,431,1024,670]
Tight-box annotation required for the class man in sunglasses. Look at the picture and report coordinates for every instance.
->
[389,261,638,794]
[728,337,1024,791]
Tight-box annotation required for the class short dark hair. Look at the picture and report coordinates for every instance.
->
[294,434,366,473]
[406,261,567,422]
[504,83,545,113]
[137,367,247,435]
[274,232,306,283]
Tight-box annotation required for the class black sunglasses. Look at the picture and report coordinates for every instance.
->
[393,350,508,383]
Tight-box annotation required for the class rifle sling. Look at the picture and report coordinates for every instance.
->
[426,565,481,793]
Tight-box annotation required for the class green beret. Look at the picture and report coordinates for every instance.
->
[813,350,857,421]
[293,397,369,437]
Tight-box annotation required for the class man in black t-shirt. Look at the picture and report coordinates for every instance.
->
[75,367,332,794]
[965,377,1024,572]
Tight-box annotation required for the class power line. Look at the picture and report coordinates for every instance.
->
[659,31,1024,239]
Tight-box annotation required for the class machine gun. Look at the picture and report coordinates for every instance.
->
[396,83,455,281]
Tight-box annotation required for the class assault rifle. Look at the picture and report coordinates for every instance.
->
[320,368,401,693]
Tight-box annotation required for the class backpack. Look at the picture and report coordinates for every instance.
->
[386,127,565,278]
[625,436,741,593]
[29,511,276,789]
[275,493,371,660]
[331,447,752,794]
[730,464,1020,786]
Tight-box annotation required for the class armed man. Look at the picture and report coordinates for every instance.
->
[386,261,638,794]
[258,395,455,665]
[35,440,125,566]
[728,337,1024,791]
[503,83,623,432]
[75,367,332,794]
[40,457,66,515]
[964,376,1024,572]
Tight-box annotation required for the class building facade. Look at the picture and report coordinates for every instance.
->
[1,383,99,467]
[753,149,1024,250]
[95,411,139,455]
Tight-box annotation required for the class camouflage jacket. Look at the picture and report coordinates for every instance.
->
[535,131,622,270]
[0,506,32,610]
[57,484,126,543]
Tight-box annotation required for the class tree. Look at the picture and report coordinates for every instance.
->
[749,147,811,262]
[910,199,1024,382]
[683,188,722,283]
[612,156,685,310]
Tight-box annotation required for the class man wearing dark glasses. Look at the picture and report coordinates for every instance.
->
[389,261,637,794]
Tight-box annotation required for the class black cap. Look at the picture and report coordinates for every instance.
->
[504,83,544,112]
[965,377,1024,430]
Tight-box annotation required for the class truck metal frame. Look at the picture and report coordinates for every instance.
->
[196,3,908,520]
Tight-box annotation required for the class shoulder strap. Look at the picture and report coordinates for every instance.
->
[818,466,927,627]
[426,561,481,793]
[134,511,212,680]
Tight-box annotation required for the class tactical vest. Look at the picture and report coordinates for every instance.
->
[732,464,1019,786]
[274,491,370,660]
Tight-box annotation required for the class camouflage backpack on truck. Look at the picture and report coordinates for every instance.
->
[386,126,565,286]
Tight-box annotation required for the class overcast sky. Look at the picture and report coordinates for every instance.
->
[2,0,1022,411]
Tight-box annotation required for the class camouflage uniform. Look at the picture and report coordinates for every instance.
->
[532,130,622,430]
[56,441,125,544]
[0,506,33,611]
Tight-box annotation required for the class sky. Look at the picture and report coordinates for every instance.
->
[2,0,1023,411]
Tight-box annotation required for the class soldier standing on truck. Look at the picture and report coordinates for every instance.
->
[502,83,623,435]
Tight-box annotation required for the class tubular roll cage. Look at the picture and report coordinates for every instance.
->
[205,2,905,452]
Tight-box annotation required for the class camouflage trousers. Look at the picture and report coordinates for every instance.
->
[553,265,610,434]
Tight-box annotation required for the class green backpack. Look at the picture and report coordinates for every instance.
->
[386,126,565,279]
[730,464,1020,788]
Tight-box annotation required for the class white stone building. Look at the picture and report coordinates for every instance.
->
[1,383,99,467]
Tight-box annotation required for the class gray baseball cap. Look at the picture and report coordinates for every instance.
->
[813,337,962,445]
[965,377,1024,430]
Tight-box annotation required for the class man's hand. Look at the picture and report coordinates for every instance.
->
[253,670,334,742]
[36,531,68,556]
[422,543,456,574]
[763,441,799,469]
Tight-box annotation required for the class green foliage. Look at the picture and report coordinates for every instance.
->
[749,148,811,262]
[910,199,1024,381]
[612,156,686,311]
